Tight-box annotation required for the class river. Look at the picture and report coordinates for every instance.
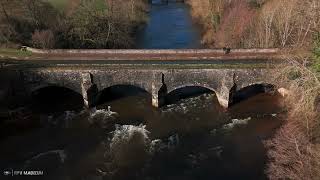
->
[0,2,284,180]
[136,0,202,49]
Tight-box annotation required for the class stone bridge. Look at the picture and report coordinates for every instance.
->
[0,50,284,110]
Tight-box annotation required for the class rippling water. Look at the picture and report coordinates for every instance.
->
[0,92,284,180]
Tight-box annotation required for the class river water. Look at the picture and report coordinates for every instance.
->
[136,1,202,49]
[0,91,284,180]
[0,2,284,180]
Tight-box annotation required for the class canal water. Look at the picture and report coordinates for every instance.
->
[0,1,284,180]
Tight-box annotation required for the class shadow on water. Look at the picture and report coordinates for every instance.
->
[163,86,213,105]
[93,85,151,107]
[31,86,84,114]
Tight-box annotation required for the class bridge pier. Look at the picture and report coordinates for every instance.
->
[81,72,93,108]
[152,83,159,108]
[216,93,229,108]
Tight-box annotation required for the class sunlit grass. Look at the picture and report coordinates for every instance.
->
[0,48,32,57]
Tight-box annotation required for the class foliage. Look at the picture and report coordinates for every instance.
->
[266,59,320,179]
[0,0,148,49]
[31,29,55,49]
[187,0,320,48]
[313,32,320,72]
[247,0,266,8]
[47,0,69,12]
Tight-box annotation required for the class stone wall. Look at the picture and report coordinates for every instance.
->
[0,66,276,109]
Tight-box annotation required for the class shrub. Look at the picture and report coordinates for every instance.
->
[265,58,320,179]
[31,30,55,49]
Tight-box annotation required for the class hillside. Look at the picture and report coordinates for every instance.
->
[187,0,320,49]
[0,0,148,49]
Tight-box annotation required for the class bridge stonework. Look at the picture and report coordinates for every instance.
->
[0,67,274,109]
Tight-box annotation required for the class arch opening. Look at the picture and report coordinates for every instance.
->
[93,85,151,107]
[229,83,276,107]
[161,86,217,107]
[31,86,84,113]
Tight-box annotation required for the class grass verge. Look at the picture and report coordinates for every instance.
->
[0,48,33,57]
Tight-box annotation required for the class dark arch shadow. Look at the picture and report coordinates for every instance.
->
[229,83,275,107]
[93,85,151,107]
[31,86,84,113]
[162,86,215,106]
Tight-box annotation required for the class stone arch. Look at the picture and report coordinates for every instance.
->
[92,84,151,107]
[31,85,84,113]
[164,85,226,107]
[229,83,276,106]
[30,82,82,96]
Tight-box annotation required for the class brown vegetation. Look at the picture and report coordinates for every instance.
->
[265,59,320,179]
[187,0,320,49]
[0,0,148,49]
[32,30,55,49]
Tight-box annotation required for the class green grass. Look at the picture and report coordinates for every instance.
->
[93,0,107,12]
[0,48,32,57]
[46,0,107,13]
[46,0,68,12]
[312,33,320,73]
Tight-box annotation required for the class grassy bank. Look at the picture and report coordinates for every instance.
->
[0,48,32,57]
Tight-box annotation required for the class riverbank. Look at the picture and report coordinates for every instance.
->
[265,58,320,179]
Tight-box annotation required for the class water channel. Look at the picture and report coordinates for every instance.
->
[0,1,284,180]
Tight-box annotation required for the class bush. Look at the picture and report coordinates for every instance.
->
[265,59,320,179]
[247,0,266,8]
[31,30,55,49]
[1,0,148,49]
